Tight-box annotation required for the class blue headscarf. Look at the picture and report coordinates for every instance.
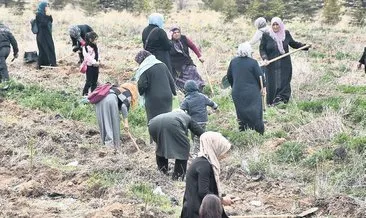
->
[148,13,164,29]
[37,1,48,15]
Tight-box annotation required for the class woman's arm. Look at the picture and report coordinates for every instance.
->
[186,37,202,58]
[226,61,233,87]
[287,31,307,50]
[137,72,148,96]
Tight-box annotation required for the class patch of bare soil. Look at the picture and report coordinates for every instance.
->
[1,100,364,217]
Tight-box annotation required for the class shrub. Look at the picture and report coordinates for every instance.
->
[323,0,341,24]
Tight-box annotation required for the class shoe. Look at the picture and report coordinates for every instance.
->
[272,97,283,106]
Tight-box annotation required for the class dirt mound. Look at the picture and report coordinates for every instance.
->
[317,195,366,218]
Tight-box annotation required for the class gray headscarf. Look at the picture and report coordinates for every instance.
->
[254,17,267,29]
[135,50,152,64]
[237,42,253,58]
[68,25,81,39]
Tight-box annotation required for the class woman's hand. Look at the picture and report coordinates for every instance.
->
[261,59,269,66]
[221,196,232,206]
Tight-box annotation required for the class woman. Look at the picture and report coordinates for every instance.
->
[181,131,232,218]
[135,50,176,122]
[82,31,99,96]
[95,83,138,148]
[35,1,56,69]
[142,13,173,75]
[227,42,265,134]
[199,194,224,218]
[249,17,268,46]
[68,24,94,63]
[260,17,309,105]
[148,110,204,181]
[170,26,205,90]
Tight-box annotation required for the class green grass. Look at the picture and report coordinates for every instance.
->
[338,85,366,94]
[3,80,96,124]
[87,170,125,188]
[303,147,334,168]
[275,141,306,163]
[297,97,342,113]
[130,182,175,214]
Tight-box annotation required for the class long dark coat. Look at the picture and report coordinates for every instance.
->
[260,30,306,104]
[181,157,228,218]
[71,24,93,47]
[142,24,173,75]
[227,56,265,134]
[138,63,176,122]
[148,111,204,160]
[36,13,56,67]
[359,47,366,73]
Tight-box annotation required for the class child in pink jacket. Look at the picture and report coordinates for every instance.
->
[82,31,99,96]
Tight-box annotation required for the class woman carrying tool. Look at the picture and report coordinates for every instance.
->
[260,17,310,105]
[227,42,265,134]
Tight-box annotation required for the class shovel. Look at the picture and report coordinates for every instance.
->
[229,207,318,218]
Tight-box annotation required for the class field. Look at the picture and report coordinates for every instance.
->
[0,5,366,218]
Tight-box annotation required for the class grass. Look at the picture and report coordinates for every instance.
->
[87,170,125,188]
[297,97,342,113]
[338,85,366,94]
[275,141,306,163]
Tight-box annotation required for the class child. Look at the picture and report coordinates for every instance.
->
[0,22,18,90]
[358,47,366,73]
[82,31,99,96]
[180,80,218,157]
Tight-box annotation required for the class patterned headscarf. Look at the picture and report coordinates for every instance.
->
[37,1,48,15]
[254,17,267,29]
[184,80,199,93]
[237,42,253,58]
[269,17,286,54]
[68,25,81,39]
[135,50,152,64]
[148,13,164,28]
[198,131,231,194]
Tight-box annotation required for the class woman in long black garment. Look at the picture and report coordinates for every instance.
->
[260,17,309,105]
[141,13,173,76]
[227,42,265,134]
[181,131,232,218]
[35,2,56,69]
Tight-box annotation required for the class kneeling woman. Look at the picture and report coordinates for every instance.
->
[95,83,138,148]
[181,132,232,218]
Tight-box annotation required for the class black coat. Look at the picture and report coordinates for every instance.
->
[71,24,93,47]
[137,63,176,122]
[260,30,306,103]
[36,13,56,67]
[181,157,228,218]
[227,56,264,134]
[142,24,173,75]
[148,111,204,160]
[359,47,366,73]
[0,29,18,55]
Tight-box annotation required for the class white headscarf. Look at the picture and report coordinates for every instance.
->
[237,42,253,58]
[198,131,231,194]
[254,17,267,29]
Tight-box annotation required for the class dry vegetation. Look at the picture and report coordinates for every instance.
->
[0,4,366,218]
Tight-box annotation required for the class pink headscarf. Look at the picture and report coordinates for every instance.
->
[269,17,286,54]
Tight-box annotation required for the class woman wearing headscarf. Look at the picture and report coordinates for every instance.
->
[170,26,205,90]
[134,50,176,123]
[95,82,138,148]
[148,110,205,181]
[227,42,265,134]
[0,22,18,89]
[35,1,56,69]
[68,24,93,63]
[249,17,268,46]
[142,13,173,76]
[199,194,224,218]
[181,131,232,218]
[260,17,309,105]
